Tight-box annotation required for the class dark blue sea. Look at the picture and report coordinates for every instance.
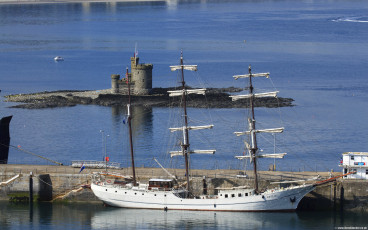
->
[0,0,368,228]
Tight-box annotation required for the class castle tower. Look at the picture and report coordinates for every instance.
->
[130,56,153,95]
[111,74,120,94]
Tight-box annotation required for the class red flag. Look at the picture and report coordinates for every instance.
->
[105,156,110,162]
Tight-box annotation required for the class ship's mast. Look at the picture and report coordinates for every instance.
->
[231,65,285,194]
[247,65,259,193]
[126,67,136,186]
[169,52,215,195]
[179,52,191,192]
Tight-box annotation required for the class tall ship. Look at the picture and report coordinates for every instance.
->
[91,53,316,211]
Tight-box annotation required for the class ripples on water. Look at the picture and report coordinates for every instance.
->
[332,16,368,23]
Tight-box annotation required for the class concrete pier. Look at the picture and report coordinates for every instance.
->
[0,164,367,211]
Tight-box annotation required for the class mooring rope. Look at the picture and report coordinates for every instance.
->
[0,143,63,165]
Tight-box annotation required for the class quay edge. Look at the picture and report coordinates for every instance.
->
[0,164,367,212]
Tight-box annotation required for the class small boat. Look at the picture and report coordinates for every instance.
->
[91,53,318,211]
[54,56,64,62]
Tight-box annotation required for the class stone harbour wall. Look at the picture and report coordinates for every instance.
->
[1,165,367,211]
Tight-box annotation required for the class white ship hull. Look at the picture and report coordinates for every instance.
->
[91,183,314,212]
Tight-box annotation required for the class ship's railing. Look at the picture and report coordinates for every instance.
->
[71,160,121,169]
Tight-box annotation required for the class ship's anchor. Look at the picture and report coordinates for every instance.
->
[290,196,296,203]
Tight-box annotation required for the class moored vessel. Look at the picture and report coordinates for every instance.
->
[91,54,316,211]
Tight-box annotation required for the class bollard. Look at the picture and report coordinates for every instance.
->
[29,172,33,205]
[29,171,33,222]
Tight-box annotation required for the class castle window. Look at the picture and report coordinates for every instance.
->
[225,194,228,198]
[351,155,354,160]
[238,193,242,197]
[231,194,235,198]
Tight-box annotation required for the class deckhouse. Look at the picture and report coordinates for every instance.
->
[339,152,368,179]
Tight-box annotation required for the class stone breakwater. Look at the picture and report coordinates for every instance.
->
[1,164,367,212]
[4,87,294,109]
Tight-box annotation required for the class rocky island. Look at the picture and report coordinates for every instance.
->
[4,87,294,109]
[4,56,294,109]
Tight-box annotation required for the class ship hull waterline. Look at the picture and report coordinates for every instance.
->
[91,183,315,212]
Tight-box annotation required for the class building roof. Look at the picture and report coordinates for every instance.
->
[342,152,368,156]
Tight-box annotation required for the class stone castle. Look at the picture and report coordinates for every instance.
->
[111,55,153,95]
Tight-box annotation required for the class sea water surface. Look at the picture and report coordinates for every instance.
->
[0,201,367,230]
[1,0,368,171]
[1,0,368,229]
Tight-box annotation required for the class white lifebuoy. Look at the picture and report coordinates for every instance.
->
[107,180,111,183]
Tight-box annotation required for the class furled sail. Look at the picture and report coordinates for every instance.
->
[230,91,279,101]
[170,149,216,157]
[233,72,270,80]
[170,65,198,72]
[234,127,284,136]
[169,125,214,132]
[168,89,206,97]
[235,153,287,159]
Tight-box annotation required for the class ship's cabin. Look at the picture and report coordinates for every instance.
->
[148,179,174,191]
[218,188,255,199]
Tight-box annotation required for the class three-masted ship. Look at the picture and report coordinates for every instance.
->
[91,54,315,211]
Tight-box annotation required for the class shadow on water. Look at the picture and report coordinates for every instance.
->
[110,105,154,167]
[111,105,153,136]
